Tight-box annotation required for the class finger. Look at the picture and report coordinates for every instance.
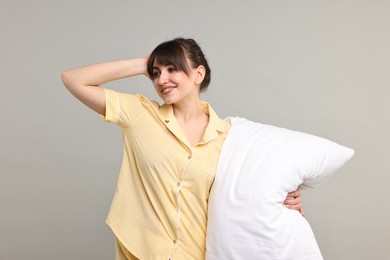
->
[287,190,300,197]
[285,203,302,210]
[284,197,300,205]
[284,200,298,206]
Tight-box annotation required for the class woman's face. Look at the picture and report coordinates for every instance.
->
[152,60,200,105]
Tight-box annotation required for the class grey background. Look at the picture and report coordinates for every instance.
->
[1,0,389,259]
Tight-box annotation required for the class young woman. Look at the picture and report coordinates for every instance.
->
[61,38,302,260]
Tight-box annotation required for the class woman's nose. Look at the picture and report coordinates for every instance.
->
[158,71,169,85]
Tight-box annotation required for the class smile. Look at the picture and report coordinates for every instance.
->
[161,87,176,95]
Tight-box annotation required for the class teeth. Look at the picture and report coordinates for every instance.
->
[162,87,174,94]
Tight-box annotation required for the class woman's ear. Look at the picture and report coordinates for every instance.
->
[194,65,206,85]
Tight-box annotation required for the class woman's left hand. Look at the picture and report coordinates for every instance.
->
[283,190,304,216]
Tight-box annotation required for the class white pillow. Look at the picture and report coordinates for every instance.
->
[206,117,354,260]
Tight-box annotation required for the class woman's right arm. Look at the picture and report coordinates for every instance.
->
[61,57,148,115]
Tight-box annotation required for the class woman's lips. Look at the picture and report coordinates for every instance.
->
[161,86,176,95]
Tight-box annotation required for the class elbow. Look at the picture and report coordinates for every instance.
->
[61,70,71,86]
[61,70,77,92]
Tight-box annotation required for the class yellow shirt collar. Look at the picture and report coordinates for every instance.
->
[158,101,227,147]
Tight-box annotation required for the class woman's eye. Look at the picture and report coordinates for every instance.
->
[152,71,160,78]
[168,67,177,73]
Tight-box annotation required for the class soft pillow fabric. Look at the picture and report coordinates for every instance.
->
[206,117,354,260]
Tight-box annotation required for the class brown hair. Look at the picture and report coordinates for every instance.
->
[147,38,211,92]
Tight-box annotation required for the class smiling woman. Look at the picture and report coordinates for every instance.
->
[61,38,302,260]
[149,61,205,107]
[147,38,212,92]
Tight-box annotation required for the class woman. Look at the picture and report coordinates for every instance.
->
[61,38,301,260]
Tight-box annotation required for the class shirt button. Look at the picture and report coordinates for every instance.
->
[188,155,192,159]
[177,182,181,187]
[173,239,177,244]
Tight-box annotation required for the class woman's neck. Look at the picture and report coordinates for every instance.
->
[172,100,209,146]
[172,97,205,124]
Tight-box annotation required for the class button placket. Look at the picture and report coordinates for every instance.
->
[171,151,193,259]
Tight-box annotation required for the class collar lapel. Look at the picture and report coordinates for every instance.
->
[158,101,228,147]
[159,104,191,148]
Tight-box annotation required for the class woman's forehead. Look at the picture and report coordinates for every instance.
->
[150,53,191,73]
[152,60,173,69]
[153,55,187,67]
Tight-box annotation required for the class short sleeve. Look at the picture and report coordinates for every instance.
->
[102,88,156,128]
[103,88,121,124]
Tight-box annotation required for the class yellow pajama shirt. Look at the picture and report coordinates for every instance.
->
[103,89,230,260]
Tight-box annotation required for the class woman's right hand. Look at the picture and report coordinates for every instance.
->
[143,55,150,78]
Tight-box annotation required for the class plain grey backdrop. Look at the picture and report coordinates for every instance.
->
[1,0,389,259]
